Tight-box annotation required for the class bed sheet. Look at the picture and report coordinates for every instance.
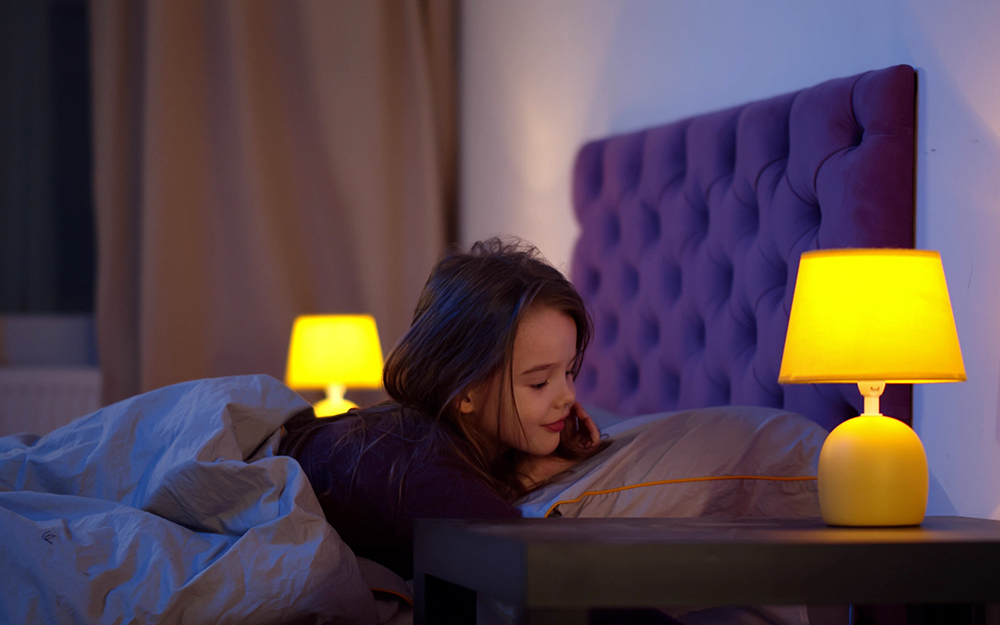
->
[0,374,403,625]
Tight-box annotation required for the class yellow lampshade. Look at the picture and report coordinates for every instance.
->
[778,248,966,527]
[285,315,384,416]
[779,249,965,384]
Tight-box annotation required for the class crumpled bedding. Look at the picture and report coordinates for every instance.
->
[0,374,401,625]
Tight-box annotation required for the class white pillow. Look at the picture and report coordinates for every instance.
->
[517,405,825,520]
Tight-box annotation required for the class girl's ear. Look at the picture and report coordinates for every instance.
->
[457,385,479,415]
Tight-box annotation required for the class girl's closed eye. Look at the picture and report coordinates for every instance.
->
[530,381,548,390]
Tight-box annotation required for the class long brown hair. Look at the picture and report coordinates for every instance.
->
[293,238,605,503]
[382,237,601,499]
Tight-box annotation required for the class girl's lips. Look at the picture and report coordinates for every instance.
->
[544,419,566,433]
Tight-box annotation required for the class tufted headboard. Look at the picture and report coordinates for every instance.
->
[571,65,916,433]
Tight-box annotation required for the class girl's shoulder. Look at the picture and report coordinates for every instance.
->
[280,401,435,456]
[354,402,436,437]
[303,402,442,457]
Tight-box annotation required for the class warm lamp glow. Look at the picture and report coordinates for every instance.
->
[779,249,965,527]
[779,249,965,384]
[285,315,384,417]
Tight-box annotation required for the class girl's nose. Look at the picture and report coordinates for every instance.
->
[560,376,576,408]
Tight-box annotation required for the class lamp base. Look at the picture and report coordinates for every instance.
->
[313,383,358,417]
[818,414,928,526]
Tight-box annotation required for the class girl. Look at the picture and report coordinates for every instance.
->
[279,238,607,578]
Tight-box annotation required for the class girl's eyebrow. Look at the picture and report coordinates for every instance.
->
[519,358,574,377]
[518,363,556,376]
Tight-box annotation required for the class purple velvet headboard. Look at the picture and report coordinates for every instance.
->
[571,65,915,433]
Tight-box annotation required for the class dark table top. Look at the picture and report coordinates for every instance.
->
[414,516,1000,607]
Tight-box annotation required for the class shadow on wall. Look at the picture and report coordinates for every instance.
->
[927,471,958,516]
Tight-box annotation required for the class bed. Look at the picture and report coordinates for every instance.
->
[0,64,915,625]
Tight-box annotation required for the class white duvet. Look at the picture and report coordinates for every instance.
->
[0,374,828,625]
[0,374,404,625]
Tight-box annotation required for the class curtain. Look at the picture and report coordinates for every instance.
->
[1,0,95,315]
[90,0,457,404]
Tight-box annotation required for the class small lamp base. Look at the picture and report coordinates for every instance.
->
[818,414,929,526]
[313,383,358,418]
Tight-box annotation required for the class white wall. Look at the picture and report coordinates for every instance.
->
[461,0,1000,519]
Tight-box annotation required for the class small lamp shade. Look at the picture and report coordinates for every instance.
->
[779,249,966,527]
[285,315,384,416]
[779,249,965,384]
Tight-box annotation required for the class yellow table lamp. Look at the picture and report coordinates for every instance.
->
[779,249,965,526]
[285,314,384,417]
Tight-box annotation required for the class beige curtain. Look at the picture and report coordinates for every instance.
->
[90,0,456,404]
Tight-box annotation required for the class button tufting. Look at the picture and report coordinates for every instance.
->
[695,202,710,241]
[775,258,788,288]
[623,145,643,192]
[662,262,682,302]
[692,317,706,349]
[620,264,639,300]
[719,261,734,297]
[603,211,622,250]
[640,316,660,350]
[661,369,680,404]
[746,198,760,233]
[640,203,662,250]
[619,358,640,395]
[599,313,619,347]
[852,124,864,148]
[809,200,822,229]
[719,377,731,404]
[584,267,601,297]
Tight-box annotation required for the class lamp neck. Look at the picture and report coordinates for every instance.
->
[325,383,348,403]
[857,381,886,416]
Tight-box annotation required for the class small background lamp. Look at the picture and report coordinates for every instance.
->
[285,314,384,417]
[779,249,965,526]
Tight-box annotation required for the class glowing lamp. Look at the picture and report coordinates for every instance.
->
[779,249,965,526]
[285,315,384,417]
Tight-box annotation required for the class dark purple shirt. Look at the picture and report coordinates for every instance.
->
[279,405,520,578]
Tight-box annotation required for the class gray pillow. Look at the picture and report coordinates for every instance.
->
[517,405,826,520]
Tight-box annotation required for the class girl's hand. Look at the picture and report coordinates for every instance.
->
[518,403,602,490]
[562,402,600,449]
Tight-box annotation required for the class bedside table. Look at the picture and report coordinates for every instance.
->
[414,516,1000,625]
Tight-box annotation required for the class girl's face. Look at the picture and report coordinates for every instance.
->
[461,305,578,458]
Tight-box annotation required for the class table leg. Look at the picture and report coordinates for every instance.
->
[414,572,477,625]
